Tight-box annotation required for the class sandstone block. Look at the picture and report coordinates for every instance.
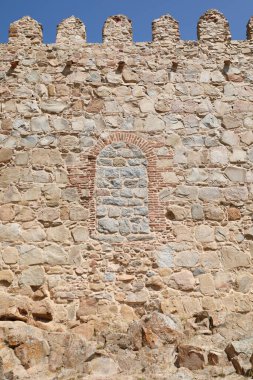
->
[2,246,19,264]
[168,270,195,291]
[0,223,21,242]
[40,101,68,114]
[195,225,214,243]
[0,270,14,285]
[71,226,89,242]
[0,148,12,163]
[222,246,250,270]
[19,266,45,287]
[155,245,174,268]
[198,273,215,295]
[47,225,70,242]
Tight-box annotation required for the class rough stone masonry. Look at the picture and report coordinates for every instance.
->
[0,9,253,379]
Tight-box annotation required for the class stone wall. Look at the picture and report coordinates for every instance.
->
[0,9,253,379]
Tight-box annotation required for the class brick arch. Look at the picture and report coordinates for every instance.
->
[87,132,165,236]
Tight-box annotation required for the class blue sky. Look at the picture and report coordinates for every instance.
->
[1,0,253,43]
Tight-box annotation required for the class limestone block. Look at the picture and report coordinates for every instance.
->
[155,245,174,268]
[222,246,250,270]
[22,226,46,242]
[204,205,224,221]
[198,187,221,202]
[71,226,89,242]
[44,245,68,265]
[210,146,228,165]
[195,225,214,243]
[200,113,221,129]
[224,187,248,201]
[0,223,21,242]
[237,273,253,293]
[174,251,199,268]
[0,148,12,163]
[47,225,71,242]
[19,245,44,266]
[40,101,68,114]
[191,204,204,221]
[2,247,19,264]
[126,289,149,304]
[221,130,240,146]
[0,205,15,221]
[198,273,215,295]
[230,148,247,163]
[19,266,45,287]
[168,270,195,291]
[225,167,246,182]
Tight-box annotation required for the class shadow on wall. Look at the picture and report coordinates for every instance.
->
[3,10,253,45]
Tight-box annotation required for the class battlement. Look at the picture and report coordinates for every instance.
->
[2,10,253,46]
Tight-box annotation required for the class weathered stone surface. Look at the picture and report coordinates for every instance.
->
[222,246,250,269]
[40,101,68,114]
[0,148,12,162]
[168,270,195,291]
[19,266,45,287]
[195,225,214,243]
[155,245,174,268]
[0,13,253,380]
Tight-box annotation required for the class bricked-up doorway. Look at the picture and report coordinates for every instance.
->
[95,142,150,242]
[68,132,166,240]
